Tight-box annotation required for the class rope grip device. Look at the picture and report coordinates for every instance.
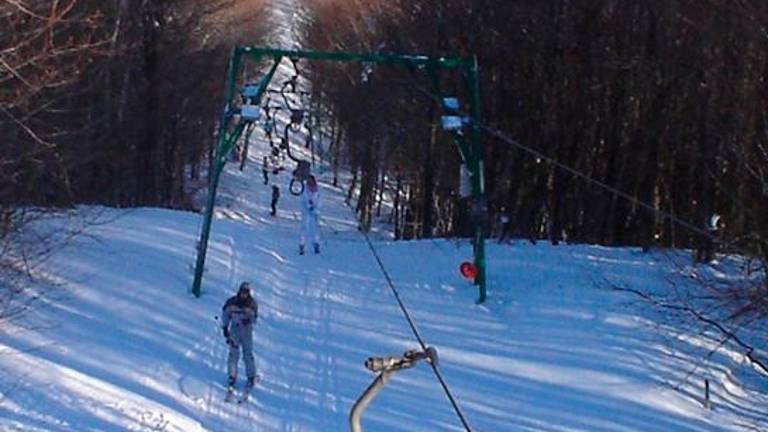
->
[365,347,439,373]
[275,63,312,196]
[290,160,311,196]
[351,347,439,432]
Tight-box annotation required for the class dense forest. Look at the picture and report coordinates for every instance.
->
[1,0,267,222]
[2,1,766,279]
[1,2,766,420]
[303,0,767,268]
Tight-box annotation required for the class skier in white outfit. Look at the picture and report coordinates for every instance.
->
[300,175,321,254]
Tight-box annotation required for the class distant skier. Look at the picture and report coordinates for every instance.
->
[497,207,511,244]
[222,282,259,393]
[299,175,321,255]
[262,156,270,185]
[695,213,722,264]
[270,185,280,217]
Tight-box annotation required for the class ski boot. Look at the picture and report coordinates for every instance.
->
[225,376,236,402]
[240,376,256,403]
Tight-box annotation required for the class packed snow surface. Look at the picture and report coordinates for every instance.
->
[1,1,765,429]
[1,146,766,431]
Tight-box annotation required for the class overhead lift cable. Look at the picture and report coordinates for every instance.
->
[356,226,474,432]
[403,83,756,259]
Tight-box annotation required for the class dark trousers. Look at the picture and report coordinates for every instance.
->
[498,224,511,244]
[262,169,269,185]
[695,237,715,263]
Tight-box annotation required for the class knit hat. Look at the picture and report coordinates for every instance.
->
[238,282,251,294]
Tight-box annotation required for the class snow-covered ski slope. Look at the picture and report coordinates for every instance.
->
[1,2,767,430]
[1,157,767,431]
[2,80,767,430]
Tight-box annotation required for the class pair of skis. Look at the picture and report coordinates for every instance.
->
[225,376,259,403]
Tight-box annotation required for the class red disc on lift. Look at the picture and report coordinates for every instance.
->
[459,261,477,280]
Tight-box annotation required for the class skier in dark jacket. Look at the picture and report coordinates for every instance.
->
[222,282,259,389]
[695,214,722,264]
[497,207,511,244]
[270,185,280,216]
[262,156,270,185]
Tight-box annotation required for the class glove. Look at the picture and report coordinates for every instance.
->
[223,327,238,347]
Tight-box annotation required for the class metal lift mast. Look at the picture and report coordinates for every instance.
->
[192,47,487,303]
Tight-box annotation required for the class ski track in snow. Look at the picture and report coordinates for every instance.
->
[2,151,767,431]
[199,229,260,430]
[1,1,767,430]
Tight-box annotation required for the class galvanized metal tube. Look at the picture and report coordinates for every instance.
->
[349,371,393,432]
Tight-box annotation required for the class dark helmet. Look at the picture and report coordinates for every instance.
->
[238,282,251,296]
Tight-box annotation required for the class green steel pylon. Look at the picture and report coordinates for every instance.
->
[192,47,486,303]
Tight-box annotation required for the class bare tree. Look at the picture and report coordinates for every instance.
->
[0,0,269,325]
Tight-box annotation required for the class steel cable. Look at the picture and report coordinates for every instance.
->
[356,226,474,431]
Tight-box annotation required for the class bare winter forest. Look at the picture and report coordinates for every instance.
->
[2,1,767,326]
[1,0,267,213]
[305,1,767,259]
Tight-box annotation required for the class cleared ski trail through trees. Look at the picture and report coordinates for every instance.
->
[0,0,765,429]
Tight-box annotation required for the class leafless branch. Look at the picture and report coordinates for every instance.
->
[612,284,768,376]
